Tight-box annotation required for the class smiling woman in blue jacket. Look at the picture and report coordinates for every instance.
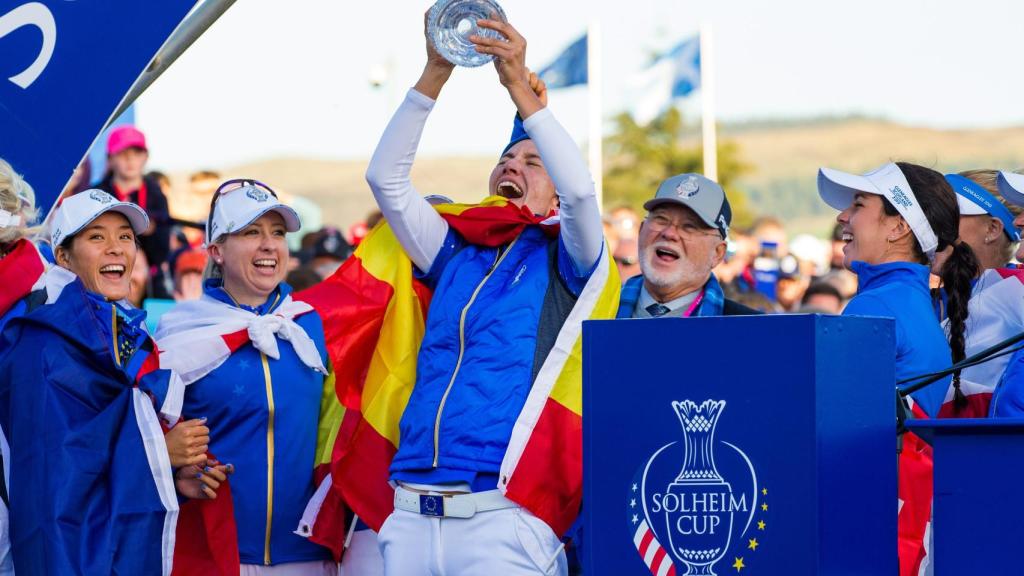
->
[155,180,338,575]
[0,190,229,575]
[817,161,978,576]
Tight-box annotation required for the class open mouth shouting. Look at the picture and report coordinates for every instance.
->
[496,180,524,200]
[653,244,681,264]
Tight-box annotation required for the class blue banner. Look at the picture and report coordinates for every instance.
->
[0,0,196,217]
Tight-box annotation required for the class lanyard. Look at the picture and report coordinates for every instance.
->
[681,289,706,318]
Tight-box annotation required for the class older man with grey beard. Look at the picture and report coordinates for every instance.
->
[617,173,759,318]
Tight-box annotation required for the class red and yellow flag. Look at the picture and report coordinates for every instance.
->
[295,197,619,553]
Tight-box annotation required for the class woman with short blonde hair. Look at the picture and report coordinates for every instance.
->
[0,158,44,334]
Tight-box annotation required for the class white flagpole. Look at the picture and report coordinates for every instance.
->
[587,19,604,212]
[699,21,718,181]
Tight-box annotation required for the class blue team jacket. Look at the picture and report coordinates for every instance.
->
[177,281,331,566]
[843,261,952,417]
[390,227,594,488]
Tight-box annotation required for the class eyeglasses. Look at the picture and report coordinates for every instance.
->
[206,179,279,239]
[645,213,720,239]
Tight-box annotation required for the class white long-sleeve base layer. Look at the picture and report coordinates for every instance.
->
[364,89,603,275]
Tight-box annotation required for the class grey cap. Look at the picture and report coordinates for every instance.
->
[643,173,732,238]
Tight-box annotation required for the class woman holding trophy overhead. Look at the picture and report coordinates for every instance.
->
[358,1,612,575]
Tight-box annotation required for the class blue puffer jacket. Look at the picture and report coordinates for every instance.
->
[843,261,952,417]
[177,281,331,566]
[390,226,593,488]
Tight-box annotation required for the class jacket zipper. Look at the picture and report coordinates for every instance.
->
[432,237,519,467]
[261,352,276,565]
[110,307,121,367]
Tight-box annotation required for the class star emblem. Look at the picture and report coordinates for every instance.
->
[761,488,768,495]
[237,358,252,370]
[748,538,759,551]
[732,557,745,571]
[757,520,766,530]
[632,483,638,492]
[233,383,245,396]
[630,498,636,508]
[761,503,768,512]
[631,514,639,525]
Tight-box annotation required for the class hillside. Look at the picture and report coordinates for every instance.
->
[167,119,1024,235]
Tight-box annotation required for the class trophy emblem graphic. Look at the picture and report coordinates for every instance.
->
[630,399,763,576]
[664,400,733,575]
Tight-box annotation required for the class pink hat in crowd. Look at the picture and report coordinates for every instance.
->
[107,125,148,156]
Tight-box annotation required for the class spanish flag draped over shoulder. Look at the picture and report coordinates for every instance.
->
[294,197,619,556]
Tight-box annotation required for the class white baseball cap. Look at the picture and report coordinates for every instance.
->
[817,162,939,260]
[50,189,149,247]
[997,171,1024,207]
[206,179,301,243]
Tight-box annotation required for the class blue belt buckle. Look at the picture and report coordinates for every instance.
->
[419,494,445,517]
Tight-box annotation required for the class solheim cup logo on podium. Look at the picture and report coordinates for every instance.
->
[629,399,769,576]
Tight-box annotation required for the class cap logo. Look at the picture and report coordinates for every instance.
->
[718,214,729,236]
[246,187,270,202]
[676,176,700,198]
[89,190,114,204]
[889,186,913,209]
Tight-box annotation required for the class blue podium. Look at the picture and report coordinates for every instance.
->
[582,314,897,575]
[907,418,1024,576]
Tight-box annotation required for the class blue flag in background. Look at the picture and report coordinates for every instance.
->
[630,34,701,124]
[537,33,588,89]
[668,35,701,98]
[0,0,195,218]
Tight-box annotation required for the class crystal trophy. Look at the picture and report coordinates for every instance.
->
[427,0,508,68]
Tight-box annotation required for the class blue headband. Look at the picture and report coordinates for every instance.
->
[501,113,530,157]
[945,174,1020,242]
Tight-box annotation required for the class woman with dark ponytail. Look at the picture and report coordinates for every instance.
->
[937,170,1024,417]
[818,161,976,415]
[817,161,977,576]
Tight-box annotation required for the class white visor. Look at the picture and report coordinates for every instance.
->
[997,171,1024,207]
[50,189,150,248]
[206,183,301,243]
[818,162,939,260]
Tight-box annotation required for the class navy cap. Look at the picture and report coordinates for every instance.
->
[501,114,530,157]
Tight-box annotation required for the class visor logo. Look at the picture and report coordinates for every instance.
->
[889,186,913,209]
[89,190,114,204]
[246,187,270,202]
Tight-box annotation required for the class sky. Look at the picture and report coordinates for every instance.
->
[136,0,1024,171]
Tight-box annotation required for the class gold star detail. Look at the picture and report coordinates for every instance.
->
[761,488,768,495]
[748,538,759,551]
[732,557,745,571]
[761,503,768,511]
[757,520,766,530]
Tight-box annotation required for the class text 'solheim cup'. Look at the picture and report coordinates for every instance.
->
[428,0,508,68]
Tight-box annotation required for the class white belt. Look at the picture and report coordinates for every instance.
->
[393,486,518,519]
